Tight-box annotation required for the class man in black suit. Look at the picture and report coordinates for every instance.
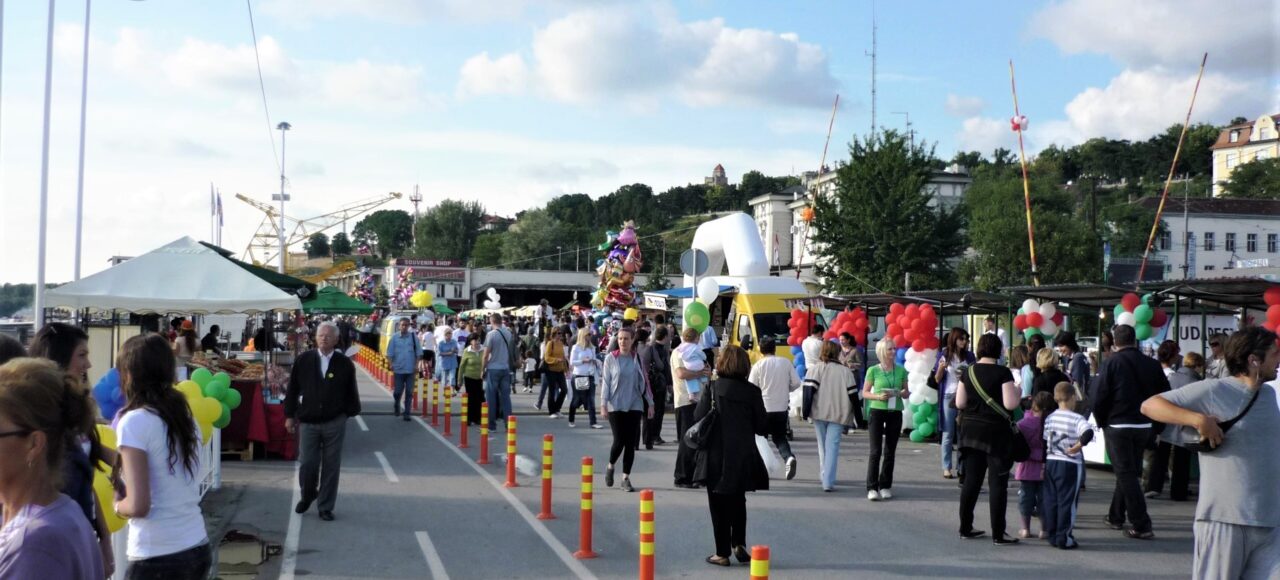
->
[285,321,362,521]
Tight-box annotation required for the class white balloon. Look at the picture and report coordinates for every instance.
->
[1038,302,1057,320]
[697,278,721,306]
[1117,312,1136,326]
[1041,320,1059,337]
[1022,299,1040,315]
[909,392,924,405]
[923,389,938,405]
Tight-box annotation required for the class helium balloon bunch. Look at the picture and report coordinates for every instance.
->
[682,277,719,335]
[391,268,417,310]
[786,309,816,376]
[91,368,127,421]
[885,303,941,442]
[1014,298,1066,341]
[824,307,870,346]
[591,221,643,310]
[185,368,244,437]
[1110,293,1168,341]
[92,424,128,532]
[886,303,940,353]
[409,289,434,309]
[350,266,376,305]
[1263,287,1280,338]
[483,287,503,310]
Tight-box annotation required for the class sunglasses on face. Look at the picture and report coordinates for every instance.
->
[0,429,33,439]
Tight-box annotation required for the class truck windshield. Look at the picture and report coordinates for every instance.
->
[753,314,792,344]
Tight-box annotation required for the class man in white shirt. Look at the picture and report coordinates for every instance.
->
[749,336,802,479]
[984,316,1008,364]
[801,324,825,370]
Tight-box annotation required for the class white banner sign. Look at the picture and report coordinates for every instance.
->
[1174,315,1237,356]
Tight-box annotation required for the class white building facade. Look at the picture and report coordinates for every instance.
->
[1143,198,1280,279]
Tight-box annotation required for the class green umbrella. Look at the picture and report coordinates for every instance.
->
[432,303,456,315]
[301,286,374,315]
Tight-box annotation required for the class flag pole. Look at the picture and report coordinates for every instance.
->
[1009,60,1040,287]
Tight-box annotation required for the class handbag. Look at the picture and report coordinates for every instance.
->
[573,375,594,391]
[683,388,719,450]
[968,366,1031,462]
[1171,385,1262,453]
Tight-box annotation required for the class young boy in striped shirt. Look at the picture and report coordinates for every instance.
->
[1043,382,1095,549]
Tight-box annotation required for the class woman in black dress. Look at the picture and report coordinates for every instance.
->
[955,334,1023,545]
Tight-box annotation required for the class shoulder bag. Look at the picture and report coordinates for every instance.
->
[968,366,1031,462]
[1171,385,1262,453]
[683,387,719,450]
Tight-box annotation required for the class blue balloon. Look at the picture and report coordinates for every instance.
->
[92,369,124,420]
[895,346,908,365]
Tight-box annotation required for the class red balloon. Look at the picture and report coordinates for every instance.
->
[823,331,836,341]
[905,304,920,318]
[1151,308,1168,328]
[889,303,905,315]
[1268,305,1280,325]
[887,323,902,338]
[928,336,941,350]
[912,339,926,352]
[920,304,935,318]
[903,328,918,342]
[1121,292,1141,312]
[1051,312,1065,326]
[1014,314,1029,331]
[1026,312,1044,328]
[787,336,800,346]
[855,318,869,330]
[856,336,867,347]
[1266,286,1280,307]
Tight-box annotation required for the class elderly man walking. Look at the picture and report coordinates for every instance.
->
[285,322,362,521]
[388,317,421,421]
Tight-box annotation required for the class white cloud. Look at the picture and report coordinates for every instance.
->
[1029,0,1276,73]
[956,117,1010,154]
[459,5,838,108]
[322,60,429,110]
[457,52,530,97]
[259,0,628,25]
[944,94,985,118]
[522,159,620,183]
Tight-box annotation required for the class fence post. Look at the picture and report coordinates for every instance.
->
[478,402,490,464]
[443,387,453,437]
[537,435,555,520]
[572,457,597,559]
[639,489,655,580]
[504,416,519,488]
[431,380,440,426]
[750,546,770,580]
[459,391,470,449]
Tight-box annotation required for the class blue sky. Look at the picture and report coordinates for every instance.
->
[1,0,1274,284]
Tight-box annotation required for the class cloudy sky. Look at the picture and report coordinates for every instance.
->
[1,0,1275,284]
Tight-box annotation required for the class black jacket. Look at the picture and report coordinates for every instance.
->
[692,377,769,494]
[1032,368,1070,398]
[285,349,362,423]
[1092,347,1169,428]
[639,342,671,389]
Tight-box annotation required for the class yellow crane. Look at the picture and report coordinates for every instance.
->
[236,191,403,268]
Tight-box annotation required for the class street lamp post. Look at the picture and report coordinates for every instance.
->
[557,246,562,271]
[274,122,291,273]
[34,0,57,328]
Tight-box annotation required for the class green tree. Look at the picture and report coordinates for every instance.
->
[330,232,352,256]
[950,150,987,172]
[471,232,505,268]
[412,199,486,261]
[0,284,35,318]
[352,210,413,259]
[304,232,330,258]
[1219,158,1280,199]
[810,130,966,293]
[500,208,575,270]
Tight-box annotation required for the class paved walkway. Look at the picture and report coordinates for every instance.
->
[203,367,1197,579]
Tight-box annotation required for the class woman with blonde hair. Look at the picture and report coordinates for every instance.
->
[1030,348,1068,398]
[804,340,854,492]
[863,337,909,500]
[567,328,602,428]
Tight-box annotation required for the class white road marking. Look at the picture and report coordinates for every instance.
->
[374,451,400,483]
[413,416,597,580]
[414,531,451,580]
[355,416,369,432]
[280,463,303,580]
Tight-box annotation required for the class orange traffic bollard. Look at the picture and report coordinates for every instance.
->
[536,435,555,520]
[750,546,770,580]
[478,403,490,464]
[504,416,519,488]
[639,489,655,580]
[443,386,453,437]
[419,375,428,418]
[431,380,440,427]
[459,391,470,449]
[572,457,597,559]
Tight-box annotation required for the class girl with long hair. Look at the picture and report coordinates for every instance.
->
[113,334,209,578]
[935,328,974,479]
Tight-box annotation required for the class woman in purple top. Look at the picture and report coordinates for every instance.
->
[0,358,105,580]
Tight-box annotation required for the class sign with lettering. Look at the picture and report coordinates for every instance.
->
[1176,314,1237,357]
[395,258,461,267]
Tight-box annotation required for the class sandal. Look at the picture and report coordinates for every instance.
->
[1124,529,1155,540]
[705,555,730,567]
[943,469,954,479]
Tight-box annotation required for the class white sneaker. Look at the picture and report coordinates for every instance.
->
[878,489,893,500]
[591,424,603,429]
[785,457,797,480]
[568,422,576,428]
[549,413,561,419]
[867,490,881,501]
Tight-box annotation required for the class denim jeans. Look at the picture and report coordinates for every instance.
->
[484,368,514,429]
[568,378,597,425]
[126,542,211,580]
[814,419,843,490]
[393,373,416,415]
[941,392,958,470]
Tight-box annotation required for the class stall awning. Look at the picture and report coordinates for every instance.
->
[302,286,374,315]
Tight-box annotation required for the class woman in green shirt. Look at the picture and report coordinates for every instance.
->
[863,338,909,501]
[458,335,485,426]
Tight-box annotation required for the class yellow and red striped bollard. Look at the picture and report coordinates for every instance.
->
[536,435,555,520]
[504,416,519,487]
[418,375,427,418]
[572,457,597,559]
[750,546,770,580]
[459,391,470,448]
[431,380,440,426]
[478,403,490,464]
[639,489,655,580]
[443,386,453,437]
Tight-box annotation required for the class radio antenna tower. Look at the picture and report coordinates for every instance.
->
[866,0,877,136]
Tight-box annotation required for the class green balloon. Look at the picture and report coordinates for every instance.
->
[1024,327,1042,338]
[190,368,214,388]
[213,402,232,429]
[212,371,233,386]
[909,429,927,443]
[684,301,710,333]
[1142,293,1154,305]
[204,380,227,401]
[916,421,936,438]
[913,410,928,425]
[1114,303,1126,320]
[1134,304,1154,323]
[224,388,242,410]
[1135,323,1153,341]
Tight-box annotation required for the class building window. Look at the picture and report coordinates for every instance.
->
[1270,234,1278,253]
[1226,233,1236,252]
[1258,149,1271,160]
[1229,130,1240,143]
[1157,231,1171,250]
[1204,265,1215,271]
[1204,232,1215,251]
[1247,233,1258,253]
[452,284,462,299]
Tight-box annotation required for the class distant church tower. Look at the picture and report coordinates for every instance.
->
[705,164,728,187]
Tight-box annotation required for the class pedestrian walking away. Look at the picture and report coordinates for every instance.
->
[804,340,854,492]
[693,345,769,567]
[482,314,519,430]
[955,333,1022,545]
[747,336,801,480]
[600,327,654,493]
[640,327,672,449]
[388,318,421,421]
[285,322,362,522]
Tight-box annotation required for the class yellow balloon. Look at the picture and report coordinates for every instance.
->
[96,425,117,450]
[196,419,213,445]
[623,307,639,321]
[192,397,221,425]
[92,468,127,533]
[176,381,203,400]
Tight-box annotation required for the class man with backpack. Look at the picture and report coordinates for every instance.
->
[387,317,421,422]
[482,313,520,430]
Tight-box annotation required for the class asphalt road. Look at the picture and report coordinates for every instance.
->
[204,368,1197,579]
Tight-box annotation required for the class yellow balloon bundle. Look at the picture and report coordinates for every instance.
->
[410,289,434,309]
[92,424,127,533]
[177,379,223,444]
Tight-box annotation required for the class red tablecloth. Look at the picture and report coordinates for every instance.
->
[222,380,268,447]
[263,404,297,460]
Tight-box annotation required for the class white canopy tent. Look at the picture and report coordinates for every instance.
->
[46,237,303,314]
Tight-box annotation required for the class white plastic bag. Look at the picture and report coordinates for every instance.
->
[756,435,783,478]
